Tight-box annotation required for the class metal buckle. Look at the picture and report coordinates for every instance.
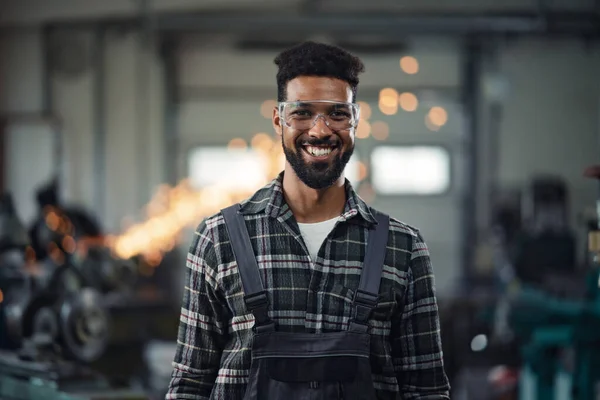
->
[354,303,372,323]
[244,291,269,309]
[349,290,379,332]
[348,321,369,333]
[244,291,275,333]
[253,321,275,333]
[354,290,378,307]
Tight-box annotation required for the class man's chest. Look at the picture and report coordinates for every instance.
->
[215,217,410,332]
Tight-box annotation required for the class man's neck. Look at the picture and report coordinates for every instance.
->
[282,167,346,223]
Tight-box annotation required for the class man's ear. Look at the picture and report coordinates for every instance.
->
[272,106,282,137]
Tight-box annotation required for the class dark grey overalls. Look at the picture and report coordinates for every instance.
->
[222,204,390,400]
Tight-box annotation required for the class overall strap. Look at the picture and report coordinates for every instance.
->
[222,204,275,333]
[349,212,390,333]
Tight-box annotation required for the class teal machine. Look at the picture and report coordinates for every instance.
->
[498,167,600,400]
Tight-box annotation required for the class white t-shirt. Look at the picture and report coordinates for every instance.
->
[297,216,340,262]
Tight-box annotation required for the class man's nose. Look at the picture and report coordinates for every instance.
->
[308,115,332,138]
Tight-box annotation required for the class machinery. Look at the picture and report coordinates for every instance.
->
[0,193,111,399]
[0,191,145,400]
[26,180,138,295]
[512,176,577,285]
[488,169,600,400]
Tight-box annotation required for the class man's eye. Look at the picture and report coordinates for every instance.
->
[291,109,312,117]
[330,111,351,119]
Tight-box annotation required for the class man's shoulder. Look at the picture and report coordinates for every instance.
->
[369,207,421,244]
[191,186,270,245]
[193,211,224,239]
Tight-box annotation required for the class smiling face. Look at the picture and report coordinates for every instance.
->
[273,76,356,190]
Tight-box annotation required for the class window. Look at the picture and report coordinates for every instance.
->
[345,157,361,187]
[188,147,269,191]
[370,146,451,195]
[188,146,363,192]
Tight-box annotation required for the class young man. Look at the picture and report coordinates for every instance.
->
[166,42,450,399]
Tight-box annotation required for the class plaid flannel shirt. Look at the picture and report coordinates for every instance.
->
[166,173,450,399]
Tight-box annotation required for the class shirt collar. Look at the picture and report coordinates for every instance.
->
[238,171,378,226]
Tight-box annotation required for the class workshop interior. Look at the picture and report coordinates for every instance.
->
[1,0,600,399]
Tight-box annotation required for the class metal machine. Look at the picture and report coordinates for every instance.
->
[0,192,145,400]
[493,168,600,400]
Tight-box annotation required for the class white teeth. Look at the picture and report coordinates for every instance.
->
[306,146,332,157]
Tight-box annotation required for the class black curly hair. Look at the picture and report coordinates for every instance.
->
[274,41,365,102]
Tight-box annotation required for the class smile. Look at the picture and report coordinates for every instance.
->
[302,145,338,159]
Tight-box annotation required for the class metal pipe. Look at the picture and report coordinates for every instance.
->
[135,0,152,208]
[38,27,67,206]
[460,37,483,284]
[45,11,600,37]
[41,25,53,116]
[153,12,600,36]
[93,27,106,221]
[0,119,5,194]
[157,13,543,34]
[161,35,178,186]
[481,42,505,230]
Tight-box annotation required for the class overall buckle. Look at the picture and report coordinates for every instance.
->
[244,291,275,333]
[349,290,378,333]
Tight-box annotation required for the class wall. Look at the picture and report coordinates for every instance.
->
[0,29,51,224]
[492,39,600,253]
[102,29,165,232]
[0,30,44,114]
[1,28,165,232]
[50,30,96,216]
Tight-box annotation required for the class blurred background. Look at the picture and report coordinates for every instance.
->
[1,0,600,399]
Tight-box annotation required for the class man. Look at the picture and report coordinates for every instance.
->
[166,41,450,399]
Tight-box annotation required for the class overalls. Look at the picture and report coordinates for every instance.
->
[222,204,390,400]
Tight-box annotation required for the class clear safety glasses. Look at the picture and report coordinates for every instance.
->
[278,100,361,131]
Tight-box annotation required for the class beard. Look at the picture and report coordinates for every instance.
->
[282,134,354,190]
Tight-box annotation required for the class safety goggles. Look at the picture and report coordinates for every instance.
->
[278,100,360,131]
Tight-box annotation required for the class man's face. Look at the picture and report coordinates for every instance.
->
[273,76,356,190]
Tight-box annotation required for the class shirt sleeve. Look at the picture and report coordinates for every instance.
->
[166,220,229,399]
[391,230,451,399]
